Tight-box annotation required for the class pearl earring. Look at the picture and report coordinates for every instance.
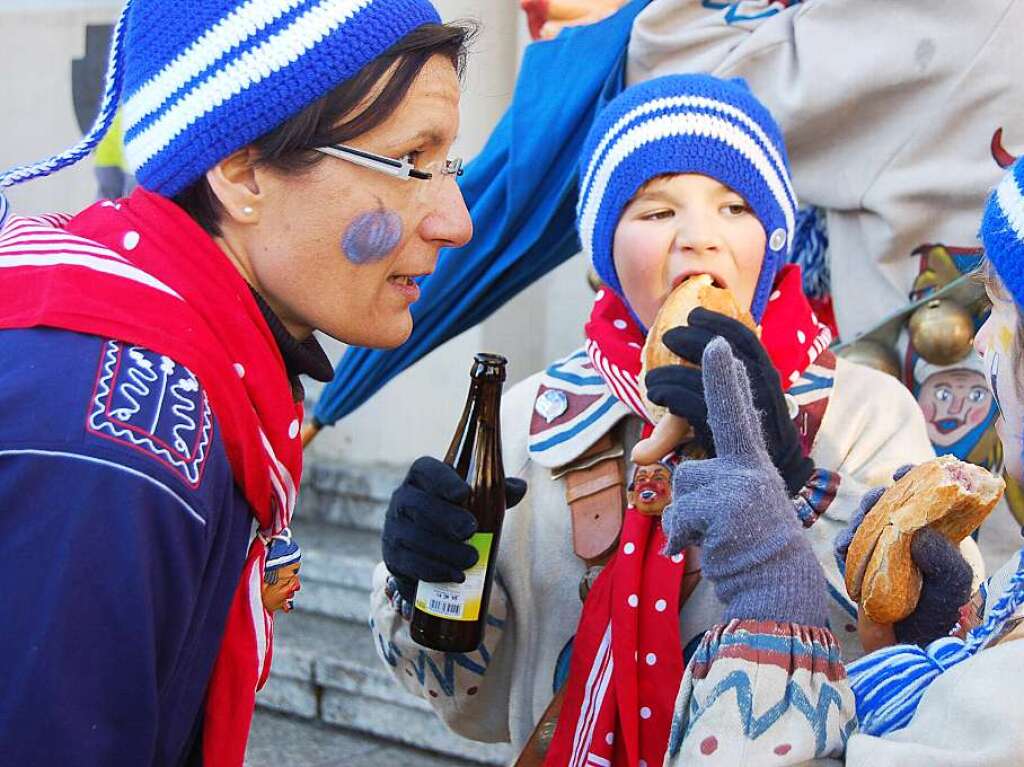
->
[242,206,254,216]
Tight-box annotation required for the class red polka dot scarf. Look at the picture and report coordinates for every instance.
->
[544,265,829,767]
[0,188,303,766]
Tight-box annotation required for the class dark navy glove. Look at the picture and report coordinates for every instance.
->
[382,456,527,603]
[834,465,973,647]
[644,307,813,496]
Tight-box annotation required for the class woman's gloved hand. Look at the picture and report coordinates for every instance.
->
[834,471,974,648]
[644,307,814,496]
[662,337,829,627]
[381,456,527,603]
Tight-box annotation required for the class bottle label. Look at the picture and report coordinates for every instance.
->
[415,532,493,622]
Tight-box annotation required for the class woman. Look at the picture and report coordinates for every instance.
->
[0,1,472,765]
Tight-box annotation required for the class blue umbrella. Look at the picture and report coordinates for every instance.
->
[308,0,649,433]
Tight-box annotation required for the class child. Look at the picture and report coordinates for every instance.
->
[369,74,955,764]
[662,158,1024,765]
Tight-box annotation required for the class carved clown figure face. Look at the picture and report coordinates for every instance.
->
[261,563,301,614]
[917,368,992,447]
[629,463,673,516]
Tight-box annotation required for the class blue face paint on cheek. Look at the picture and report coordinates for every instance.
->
[341,208,403,265]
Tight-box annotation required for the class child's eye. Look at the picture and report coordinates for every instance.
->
[402,150,424,166]
[722,202,751,216]
[640,209,674,221]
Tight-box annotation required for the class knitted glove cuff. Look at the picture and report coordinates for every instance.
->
[792,468,841,528]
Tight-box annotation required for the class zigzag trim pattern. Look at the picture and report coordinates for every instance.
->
[668,668,854,758]
[372,614,505,697]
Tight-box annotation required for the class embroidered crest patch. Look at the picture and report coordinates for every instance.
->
[86,340,214,487]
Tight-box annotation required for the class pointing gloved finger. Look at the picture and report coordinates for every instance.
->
[398,485,478,540]
[406,456,471,505]
[701,338,768,460]
[505,477,528,508]
[660,325,717,365]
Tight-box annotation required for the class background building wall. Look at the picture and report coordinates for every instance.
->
[0,0,594,465]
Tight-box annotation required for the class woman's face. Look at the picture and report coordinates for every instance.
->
[975,268,1024,480]
[242,55,472,348]
[611,174,766,328]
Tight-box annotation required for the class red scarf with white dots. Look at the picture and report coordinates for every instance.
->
[545,266,829,767]
[0,188,303,767]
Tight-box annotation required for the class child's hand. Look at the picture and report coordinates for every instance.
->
[644,307,813,495]
[662,337,829,627]
[834,470,974,648]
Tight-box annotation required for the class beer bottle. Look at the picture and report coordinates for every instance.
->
[411,353,508,653]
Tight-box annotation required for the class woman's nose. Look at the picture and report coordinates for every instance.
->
[421,177,473,249]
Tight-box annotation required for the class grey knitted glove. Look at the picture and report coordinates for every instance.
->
[662,337,830,628]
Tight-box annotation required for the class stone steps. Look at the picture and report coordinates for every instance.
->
[258,467,512,765]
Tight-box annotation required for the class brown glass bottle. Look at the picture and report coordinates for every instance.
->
[410,353,508,653]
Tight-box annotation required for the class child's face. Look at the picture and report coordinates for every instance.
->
[612,174,766,328]
[976,268,1024,481]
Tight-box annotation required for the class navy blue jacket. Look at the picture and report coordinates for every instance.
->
[0,327,253,766]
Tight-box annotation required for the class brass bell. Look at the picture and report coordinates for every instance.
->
[586,266,602,293]
[836,339,901,379]
[908,298,975,366]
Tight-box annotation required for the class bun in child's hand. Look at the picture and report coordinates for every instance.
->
[631,275,757,465]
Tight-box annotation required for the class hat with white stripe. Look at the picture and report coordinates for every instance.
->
[982,158,1024,308]
[265,528,302,572]
[0,0,440,200]
[577,74,797,321]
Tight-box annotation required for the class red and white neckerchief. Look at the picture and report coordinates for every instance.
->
[545,265,830,767]
[0,188,302,767]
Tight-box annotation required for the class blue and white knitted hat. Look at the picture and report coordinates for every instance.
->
[0,0,440,206]
[266,528,302,572]
[981,158,1024,307]
[576,74,798,321]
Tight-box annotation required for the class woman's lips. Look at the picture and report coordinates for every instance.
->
[388,275,421,303]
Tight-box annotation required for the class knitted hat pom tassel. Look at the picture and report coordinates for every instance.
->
[0,0,132,230]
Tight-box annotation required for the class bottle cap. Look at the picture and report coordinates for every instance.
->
[472,353,508,381]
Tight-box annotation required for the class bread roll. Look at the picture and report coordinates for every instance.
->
[844,455,1004,624]
[631,275,757,465]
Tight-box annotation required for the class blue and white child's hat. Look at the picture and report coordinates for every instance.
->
[0,0,441,208]
[981,158,1024,307]
[266,528,302,572]
[577,74,798,321]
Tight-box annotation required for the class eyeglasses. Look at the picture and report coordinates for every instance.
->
[314,143,463,202]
